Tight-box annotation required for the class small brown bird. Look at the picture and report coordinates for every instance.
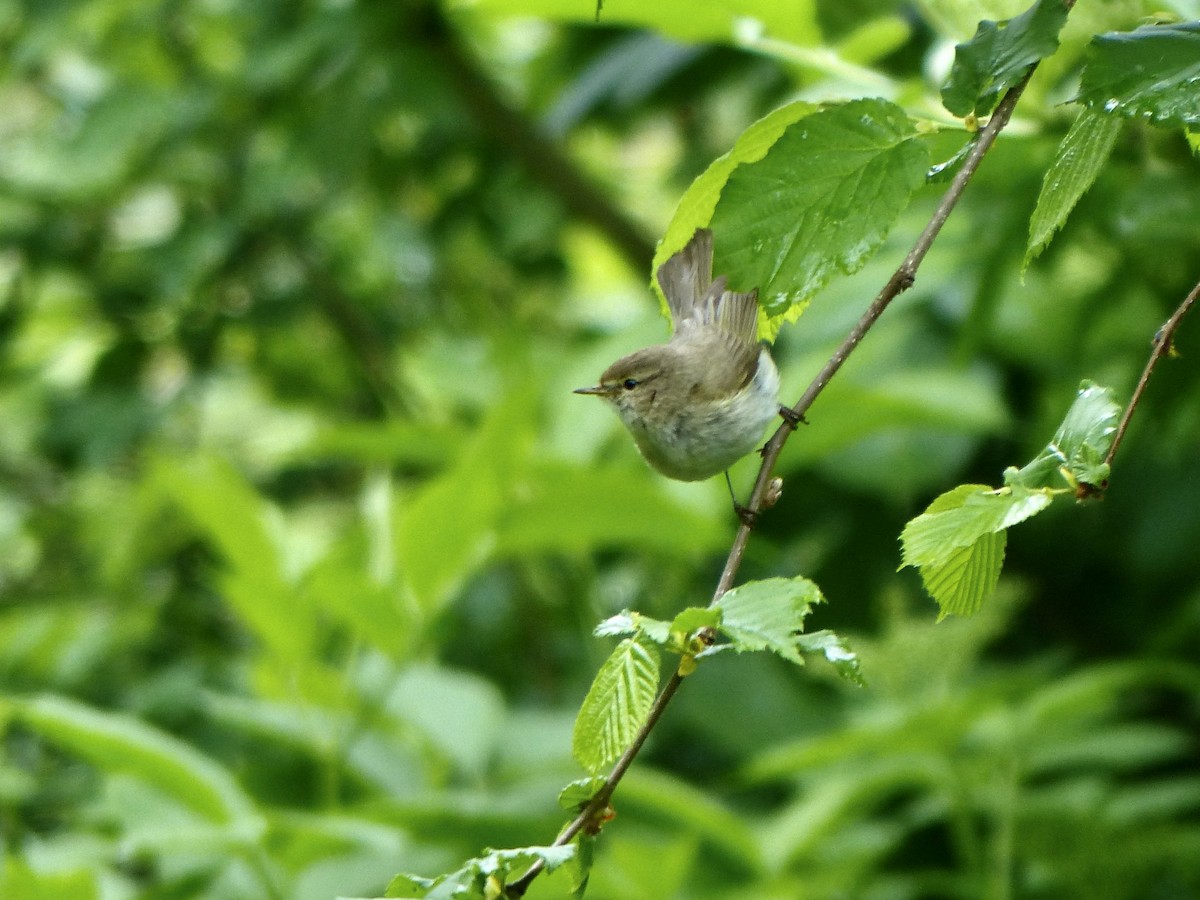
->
[575,228,780,483]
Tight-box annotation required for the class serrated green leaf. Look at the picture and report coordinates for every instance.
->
[572,637,660,774]
[710,99,928,336]
[923,529,1007,620]
[1026,107,1123,265]
[941,0,1069,118]
[795,630,866,685]
[1077,22,1200,128]
[900,484,1053,570]
[1010,380,1120,489]
[656,100,818,335]
[558,775,607,811]
[715,577,823,664]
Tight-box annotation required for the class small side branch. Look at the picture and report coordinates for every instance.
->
[1103,276,1200,469]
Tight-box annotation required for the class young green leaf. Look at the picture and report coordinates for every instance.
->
[711,98,929,335]
[795,630,866,685]
[919,529,1006,620]
[1077,22,1200,128]
[1026,107,1123,266]
[1008,381,1120,490]
[572,636,661,774]
[571,832,596,899]
[941,0,1070,118]
[595,610,671,644]
[900,484,1051,570]
[900,484,1052,618]
[714,576,824,664]
[558,775,607,811]
[386,845,577,900]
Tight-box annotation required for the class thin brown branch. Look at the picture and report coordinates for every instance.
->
[1102,276,1200,470]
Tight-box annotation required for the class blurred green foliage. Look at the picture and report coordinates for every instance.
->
[0,0,1198,898]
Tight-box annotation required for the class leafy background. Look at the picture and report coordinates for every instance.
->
[1,0,1199,898]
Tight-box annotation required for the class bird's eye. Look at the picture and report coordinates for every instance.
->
[622,378,639,390]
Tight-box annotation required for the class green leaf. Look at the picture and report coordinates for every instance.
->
[670,606,721,638]
[571,833,596,899]
[595,607,719,651]
[385,872,436,898]
[15,694,260,826]
[572,637,661,774]
[595,610,670,644]
[656,100,818,333]
[900,482,1056,617]
[386,845,576,900]
[1009,380,1120,490]
[1077,22,1200,128]
[1026,107,1124,265]
[921,529,1007,620]
[941,0,1070,118]
[795,630,866,685]
[715,577,824,664]
[711,99,929,335]
[558,775,607,811]
[900,484,1050,570]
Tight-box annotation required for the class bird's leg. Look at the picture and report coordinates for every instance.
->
[778,405,806,430]
[724,471,757,527]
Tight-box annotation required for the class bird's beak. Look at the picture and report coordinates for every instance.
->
[573,385,611,396]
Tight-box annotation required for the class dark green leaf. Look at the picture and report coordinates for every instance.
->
[712,99,928,333]
[1077,22,1200,128]
[1026,107,1124,265]
[941,0,1069,117]
[715,577,824,664]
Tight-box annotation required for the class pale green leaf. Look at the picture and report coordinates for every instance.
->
[795,630,865,685]
[900,483,1053,571]
[711,98,928,335]
[1077,22,1200,128]
[1026,107,1123,265]
[572,637,661,774]
[715,577,824,664]
[941,0,1070,117]
[922,529,1007,620]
